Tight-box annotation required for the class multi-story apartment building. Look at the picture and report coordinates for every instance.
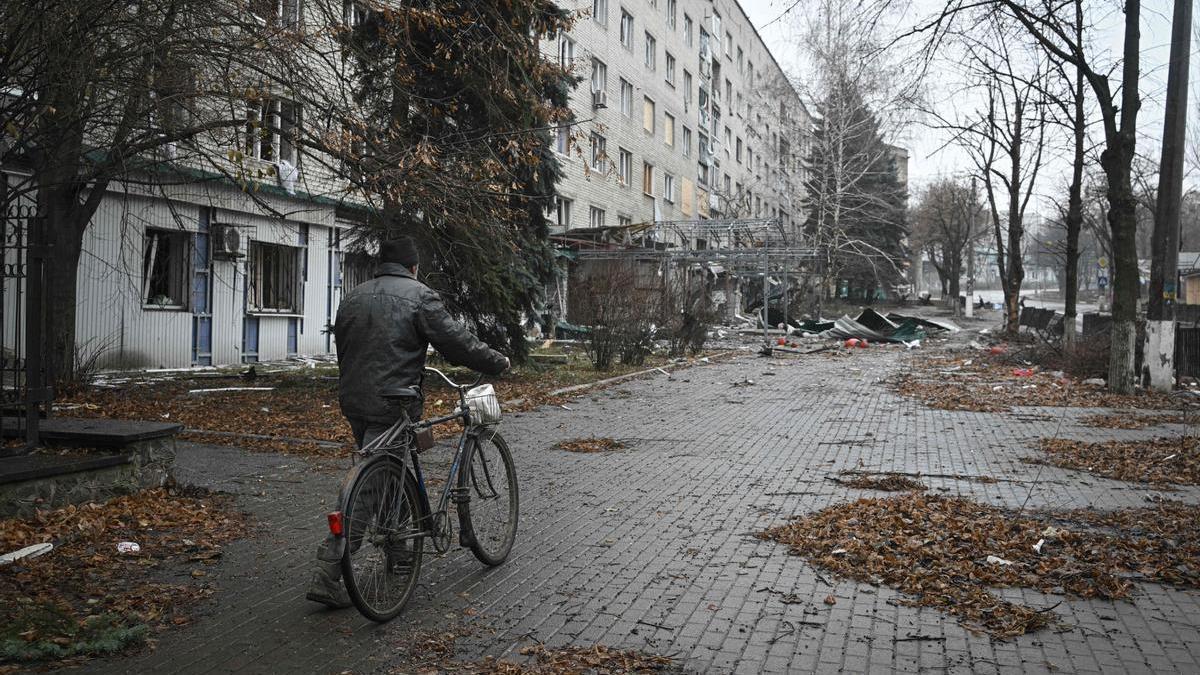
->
[548,0,812,241]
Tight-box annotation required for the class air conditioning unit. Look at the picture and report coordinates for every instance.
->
[591,89,608,109]
[211,223,243,259]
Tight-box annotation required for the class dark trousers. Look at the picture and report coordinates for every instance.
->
[315,416,402,573]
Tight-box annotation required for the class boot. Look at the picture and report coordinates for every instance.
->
[305,561,351,609]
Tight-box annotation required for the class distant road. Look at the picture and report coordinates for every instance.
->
[973,289,1099,327]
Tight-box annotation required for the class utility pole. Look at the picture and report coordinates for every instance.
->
[965,176,977,319]
[1145,0,1192,391]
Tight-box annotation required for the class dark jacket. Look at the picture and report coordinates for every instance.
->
[334,263,508,423]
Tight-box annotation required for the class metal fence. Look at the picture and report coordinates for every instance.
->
[0,196,49,452]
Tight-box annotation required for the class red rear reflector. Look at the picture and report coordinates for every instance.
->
[327,511,344,536]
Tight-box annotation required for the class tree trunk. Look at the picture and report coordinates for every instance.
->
[1103,0,1142,394]
[948,259,961,315]
[1104,154,1139,393]
[1063,5,1085,354]
[41,185,86,389]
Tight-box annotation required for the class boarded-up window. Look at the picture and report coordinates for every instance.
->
[643,97,655,134]
[681,178,694,216]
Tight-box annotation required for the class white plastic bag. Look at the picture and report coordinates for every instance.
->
[465,384,501,426]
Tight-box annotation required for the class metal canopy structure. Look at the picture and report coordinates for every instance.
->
[559,218,822,342]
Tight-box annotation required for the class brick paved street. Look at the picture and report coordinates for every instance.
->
[81,344,1200,674]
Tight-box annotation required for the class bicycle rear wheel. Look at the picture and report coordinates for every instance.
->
[341,455,424,622]
[458,430,518,566]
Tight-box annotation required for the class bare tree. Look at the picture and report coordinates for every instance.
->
[790,0,914,311]
[910,178,988,313]
[931,25,1049,334]
[904,0,1147,393]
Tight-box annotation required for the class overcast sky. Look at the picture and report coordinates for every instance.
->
[739,0,1196,214]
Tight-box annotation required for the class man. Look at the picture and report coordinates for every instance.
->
[306,235,509,608]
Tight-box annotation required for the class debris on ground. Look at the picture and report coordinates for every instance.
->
[893,351,1187,413]
[0,486,246,665]
[1079,412,1190,430]
[554,437,627,453]
[759,494,1200,638]
[1030,436,1200,485]
[57,352,725,458]
[829,474,927,491]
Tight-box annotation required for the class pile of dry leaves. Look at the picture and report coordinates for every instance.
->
[477,644,674,674]
[893,352,1184,413]
[0,486,246,664]
[1079,412,1190,430]
[1031,436,1200,485]
[554,437,626,453]
[830,474,927,491]
[759,493,1200,638]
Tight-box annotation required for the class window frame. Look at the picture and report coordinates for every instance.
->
[619,78,633,117]
[247,240,303,314]
[142,228,191,310]
[644,32,656,70]
[592,0,608,26]
[620,10,634,49]
[591,58,607,94]
[618,147,632,186]
[589,132,607,171]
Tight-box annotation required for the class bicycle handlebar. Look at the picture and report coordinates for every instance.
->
[424,366,484,390]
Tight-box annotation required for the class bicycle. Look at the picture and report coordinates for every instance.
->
[325,367,519,622]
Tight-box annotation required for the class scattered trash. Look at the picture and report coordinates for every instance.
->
[823,595,837,605]
[0,542,54,565]
[845,338,860,349]
[1041,526,1067,540]
[1082,378,1106,386]
[1012,368,1034,377]
[902,340,921,350]
[986,555,1014,566]
[117,541,141,554]
[1033,539,1046,554]
[989,345,1006,355]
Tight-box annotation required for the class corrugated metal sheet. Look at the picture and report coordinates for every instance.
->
[73,188,345,369]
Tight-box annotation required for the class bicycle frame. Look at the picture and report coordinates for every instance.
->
[354,367,486,540]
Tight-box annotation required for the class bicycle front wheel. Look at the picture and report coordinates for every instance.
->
[341,456,424,622]
[458,430,519,566]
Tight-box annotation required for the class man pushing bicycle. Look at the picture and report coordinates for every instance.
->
[307,235,509,608]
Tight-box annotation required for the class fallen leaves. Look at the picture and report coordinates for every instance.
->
[758,493,1200,638]
[0,486,247,665]
[1030,436,1200,485]
[1079,412,1190,430]
[893,352,1187,413]
[483,644,674,674]
[554,437,626,453]
[830,474,927,492]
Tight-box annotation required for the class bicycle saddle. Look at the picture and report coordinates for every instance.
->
[380,386,422,401]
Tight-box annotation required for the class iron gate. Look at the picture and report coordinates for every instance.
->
[0,192,49,453]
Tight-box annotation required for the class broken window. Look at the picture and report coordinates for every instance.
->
[248,241,301,312]
[143,228,190,309]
